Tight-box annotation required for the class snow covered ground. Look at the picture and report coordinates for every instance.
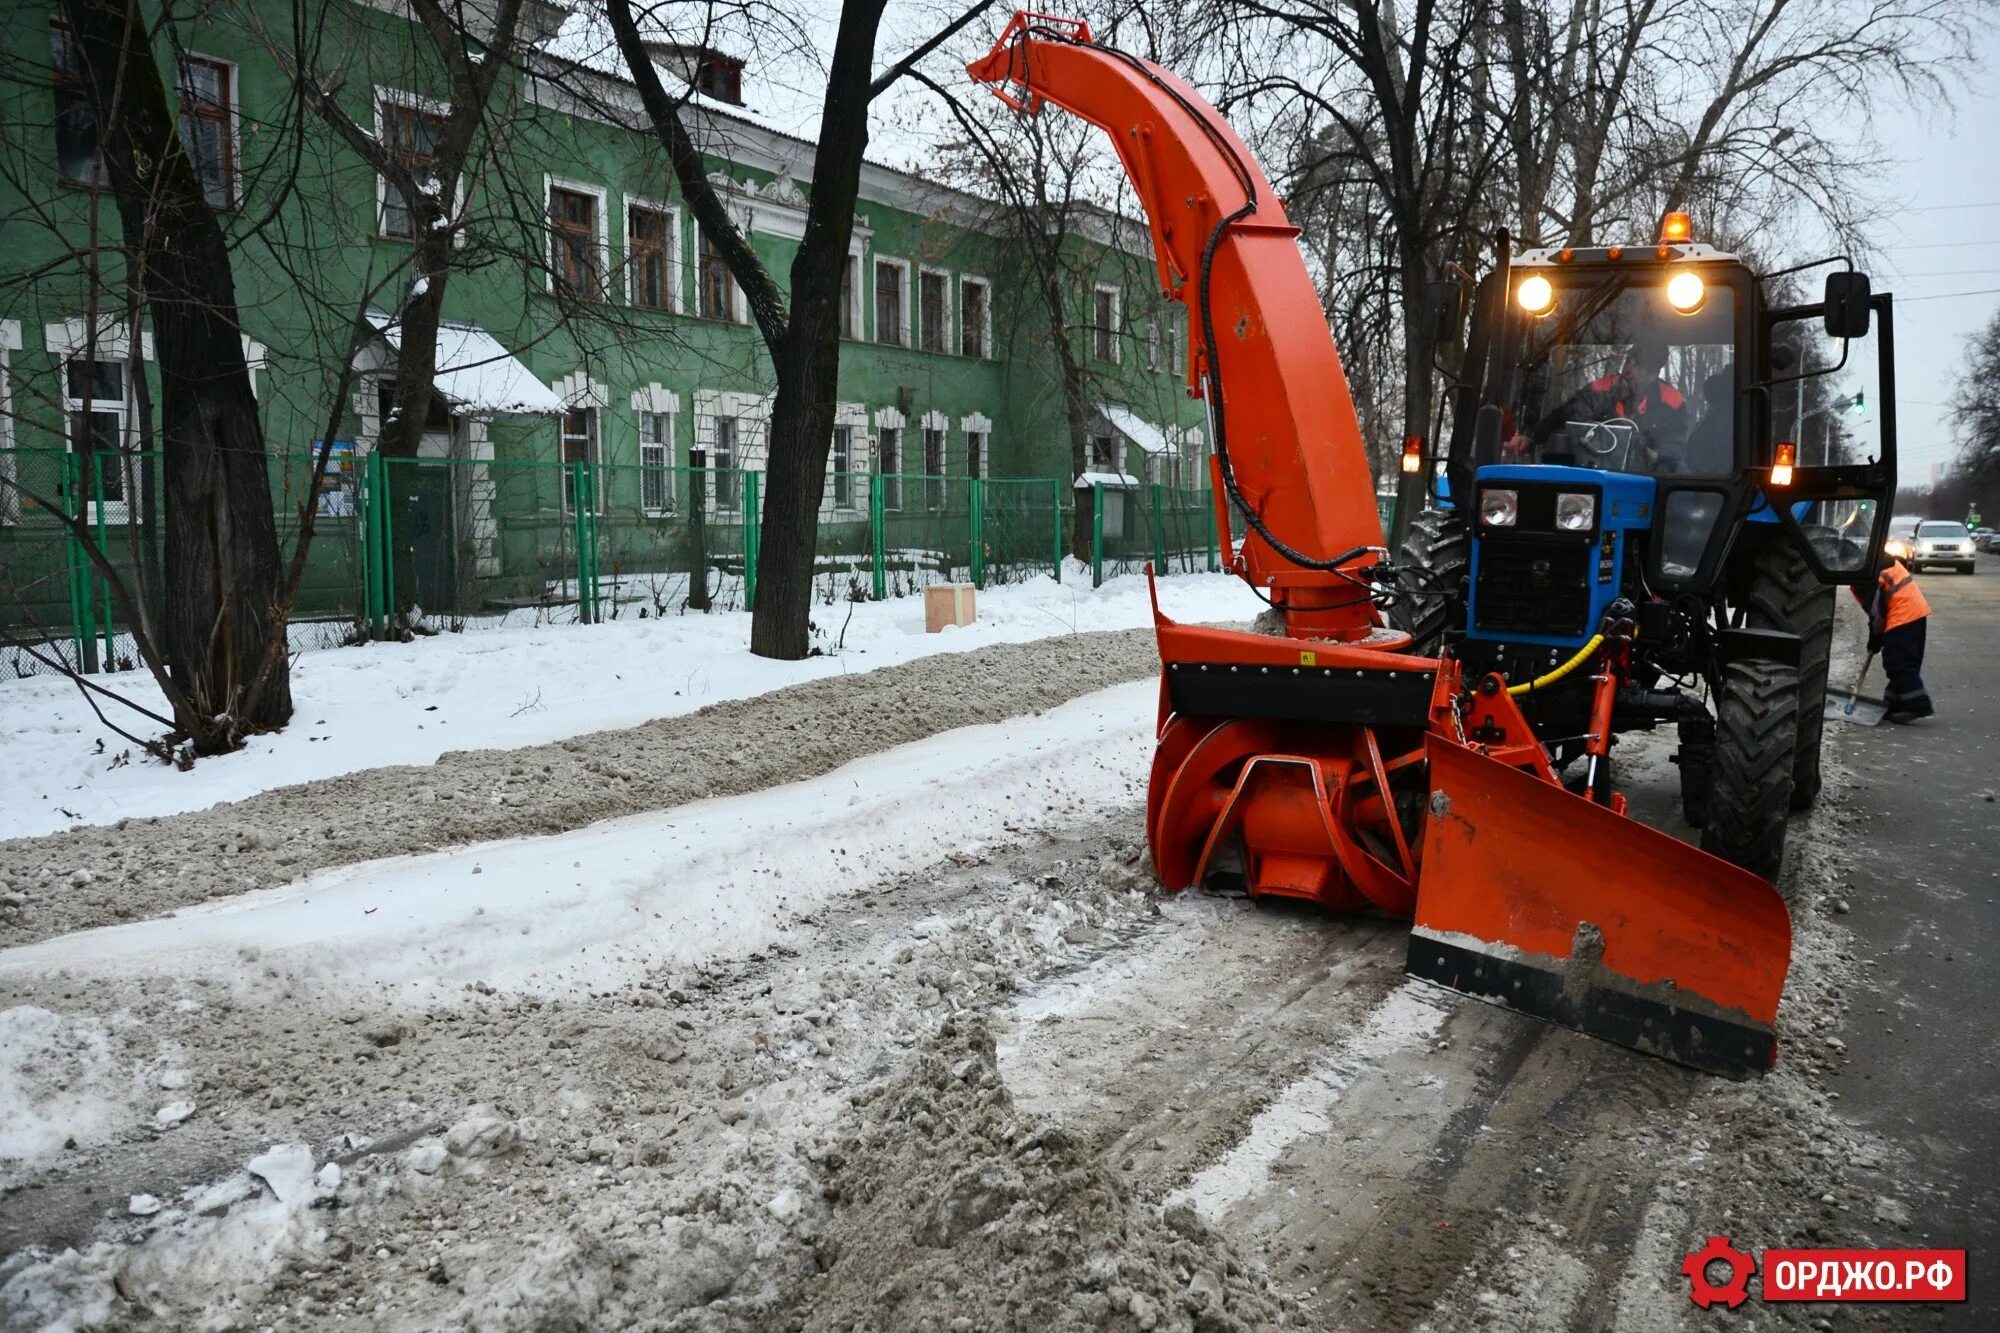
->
[0,570,1261,841]
[0,682,1155,998]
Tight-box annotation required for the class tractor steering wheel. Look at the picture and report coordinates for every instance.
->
[1573,417,1639,471]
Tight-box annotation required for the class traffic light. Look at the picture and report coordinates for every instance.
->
[1847,391,1866,416]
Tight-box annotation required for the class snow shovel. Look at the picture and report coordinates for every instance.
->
[1407,739,1792,1078]
[1825,652,1888,727]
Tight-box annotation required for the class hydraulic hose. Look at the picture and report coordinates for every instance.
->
[1507,634,1605,697]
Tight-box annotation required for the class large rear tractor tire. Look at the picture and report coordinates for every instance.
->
[1389,508,1470,652]
[1744,534,1837,810]
[1699,659,1799,882]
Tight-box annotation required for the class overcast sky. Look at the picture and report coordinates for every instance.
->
[1834,21,2000,488]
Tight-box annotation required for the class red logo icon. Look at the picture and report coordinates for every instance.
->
[1683,1236,1756,1309]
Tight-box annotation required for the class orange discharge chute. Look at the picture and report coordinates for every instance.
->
[970,14,1793,1077]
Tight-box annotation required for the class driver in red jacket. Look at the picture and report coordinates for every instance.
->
[1516,336,1691,467]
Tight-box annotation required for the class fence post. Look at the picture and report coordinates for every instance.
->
[59,451,90,671]
[1151,482,1166,576]
[1091,483,1105,589]
[870,473,887,600]
[369,450,392,636]
[1206,481,1219,572]
[357,449,374,631]
[1051,478,1063,582]
[95,453,115,670]
[969,477,985,589]
[742,470,760,609]
[569,462,590,624]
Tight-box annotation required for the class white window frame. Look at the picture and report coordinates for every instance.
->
[373,88,456,241]
[873,405,905,511]
[828,401,869,512]
[624,197,683,314]
[693,389,768,519]
[1144,313,1161,371]
[61,355,139,523]
[958,275,993,359]
[1092,284,1123,364]
[1165,311,1185,374]
[543,174,611,300]
[873,256,911,348]
[916,266,953,355]
[840,242,867,340]
[178,50,240,211]
[959,411,992,480]
[919,409,949,510]
[633,383,681,514]
[557,406,600,513]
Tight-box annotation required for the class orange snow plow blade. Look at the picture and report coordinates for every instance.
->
[1408,739,1792,1077]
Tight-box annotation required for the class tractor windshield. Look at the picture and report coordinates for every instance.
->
[1503,273,1739,477]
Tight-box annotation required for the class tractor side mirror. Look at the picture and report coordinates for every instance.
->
[1823,271,1872,339]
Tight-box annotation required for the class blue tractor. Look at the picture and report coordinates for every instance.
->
[1393,224,1897,879]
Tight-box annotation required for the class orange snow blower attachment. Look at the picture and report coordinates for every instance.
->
[971,14,1794,1077]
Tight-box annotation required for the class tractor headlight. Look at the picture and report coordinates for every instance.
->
[1665,270,1706,313]
[1517,274,1555,315]
[1480,488,1520,527]
[1555,491,1597,531]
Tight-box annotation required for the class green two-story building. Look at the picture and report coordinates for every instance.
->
[0,0,1212,646]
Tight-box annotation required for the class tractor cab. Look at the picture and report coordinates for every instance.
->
[1396,217,1900,881]
[1430,220,1898,664]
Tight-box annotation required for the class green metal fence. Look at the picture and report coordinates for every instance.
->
[4,447,1233,677]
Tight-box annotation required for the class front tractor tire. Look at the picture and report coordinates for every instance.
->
[1743,537,1837,810]
[1389,508,1470,652]
[1699,659,1800,882]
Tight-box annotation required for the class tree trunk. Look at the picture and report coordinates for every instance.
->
[745,0,889,659]
[66,0,292,746]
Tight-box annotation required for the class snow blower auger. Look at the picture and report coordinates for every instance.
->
[972,13,1807,1077]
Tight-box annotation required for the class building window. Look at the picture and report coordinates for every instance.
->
[64,359,133,516]
[1165,313,1185,374]
[1092,286,1121,363]
[698,226,735,321]
[1144,315,1161,371]
[640,410,674,512]
[831,424,854,508]
[919,271,949,353]
[1089,434,1118,470]
[559,407,598,512]
[708,415,740,509]
[923,426,946,509]
[549,186,602,300]
[629,205,674,311]
[875,261,905,347]
[178,56,235,209]
[966,430,988,480]
[51,23,103,186]
[379,100,444,238]
[839,255,857,339]
[961,280,988,359]
[877,424,901,510]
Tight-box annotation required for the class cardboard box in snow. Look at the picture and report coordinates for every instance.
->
[924,583,977,633]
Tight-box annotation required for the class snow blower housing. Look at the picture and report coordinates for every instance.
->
[970,14,1898,1077]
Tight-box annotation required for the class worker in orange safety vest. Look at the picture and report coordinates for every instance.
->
[1852,555,1934,722]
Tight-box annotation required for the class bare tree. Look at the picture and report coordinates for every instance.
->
[600,0,992,659]
[57,0,296,750]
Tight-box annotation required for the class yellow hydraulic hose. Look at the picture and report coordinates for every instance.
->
[1507,633,1605,697]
